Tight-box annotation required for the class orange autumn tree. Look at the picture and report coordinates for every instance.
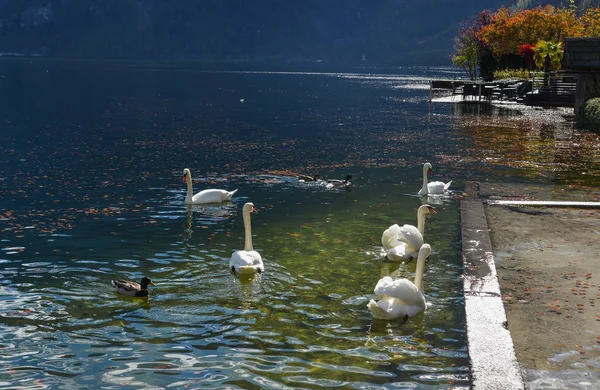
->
[581,7,600,36]
[476,5,584,59]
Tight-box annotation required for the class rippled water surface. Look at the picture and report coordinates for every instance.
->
[1,59,598,389]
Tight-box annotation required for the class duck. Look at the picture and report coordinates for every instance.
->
[418,162,452,195]
[229,202,264,274]
[112,276,156,297]
[297,174,321,182]
[182,168,238,205]
[325,174,353,189]
[367,243,431,321]
[381,204,436,262]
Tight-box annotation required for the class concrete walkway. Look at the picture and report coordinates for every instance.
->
[462,181,600,389]
[461,182,525,389]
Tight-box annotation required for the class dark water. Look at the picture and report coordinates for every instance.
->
[0,59,598,389]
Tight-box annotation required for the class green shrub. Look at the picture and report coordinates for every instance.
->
[581,98,600,133]
[493,68,531,81]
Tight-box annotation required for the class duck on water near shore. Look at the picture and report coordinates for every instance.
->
[325,174,353,189]
[297,174,321,182]
[112,277,156,297]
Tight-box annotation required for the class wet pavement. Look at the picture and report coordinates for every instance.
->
[463,181,600,389]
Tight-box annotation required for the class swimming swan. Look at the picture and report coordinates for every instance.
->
[182,168,238,205]
[229,202,264,274]
[418,162,452,195]
[381,204,436,262]
[367,243,431,320]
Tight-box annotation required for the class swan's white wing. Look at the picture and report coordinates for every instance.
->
[381,224,402,249]
[382,223,423,251]
[368,297,407,320]
[397,224,423,251]
[229,250,264,274]
[386,242,417,262]
[427,181,450,194]
[367,296,426,319]
[373,276,395,297]
[192,188,237,204]
[374,278,424,306]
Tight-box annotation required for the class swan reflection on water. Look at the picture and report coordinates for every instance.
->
[182,203,237,241]
[419,190,462,206]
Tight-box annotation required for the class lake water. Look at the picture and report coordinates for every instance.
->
[0,59,598,389]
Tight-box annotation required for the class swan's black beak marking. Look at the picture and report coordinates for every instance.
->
[403,314,409,323]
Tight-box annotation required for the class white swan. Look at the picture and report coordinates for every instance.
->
[381,204,436,262]
[367,243,431,320]
[182,168,238,205]
[418,162,452,195]
[229,202,264,274]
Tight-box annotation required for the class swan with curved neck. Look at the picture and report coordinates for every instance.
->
[183,168,238,205]
[418,162,452,195]
[368,243,431,320]
[381,204,436,262]
[229,202,264,274]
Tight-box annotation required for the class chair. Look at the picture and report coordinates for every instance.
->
[462,83,477,101]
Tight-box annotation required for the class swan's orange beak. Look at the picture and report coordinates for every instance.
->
[428,207,437,214]
[428,168,433,175]
[252,206,259,213]
[183,175,187,183]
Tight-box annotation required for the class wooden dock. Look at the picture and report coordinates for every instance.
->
[523,73,576,108]
[430,79,524,103]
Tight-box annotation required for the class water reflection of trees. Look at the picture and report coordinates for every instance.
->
[451,104,600,188]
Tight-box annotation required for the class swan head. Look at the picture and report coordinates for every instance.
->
[182,168,191,182]
[243,202,258,215]
[418,243,432,261]
[419,204,437,215]
[423,163,433,175]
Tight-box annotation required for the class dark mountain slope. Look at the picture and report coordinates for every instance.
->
[1,0,513,65]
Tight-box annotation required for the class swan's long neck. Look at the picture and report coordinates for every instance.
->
[421,167,429,195]
[243,209,253,251]
[185,172,193,202]
[417,207,426,235]
[414,250,426,291]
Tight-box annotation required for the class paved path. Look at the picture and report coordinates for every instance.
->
[470,181,600,389]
